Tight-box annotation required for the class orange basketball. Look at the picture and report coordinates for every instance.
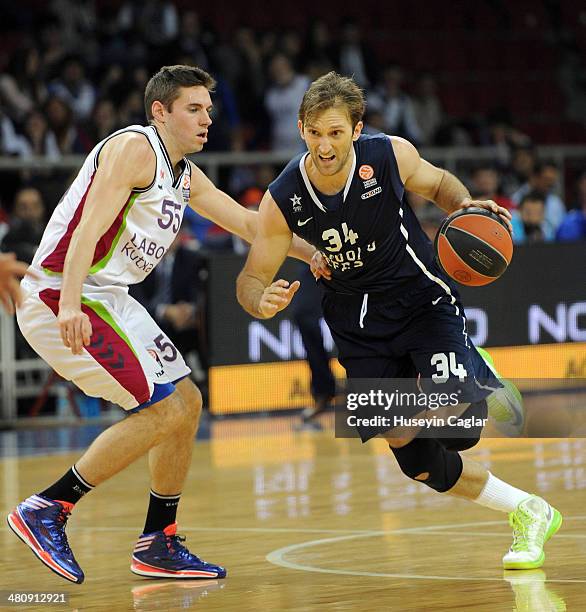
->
[434,207,513,286]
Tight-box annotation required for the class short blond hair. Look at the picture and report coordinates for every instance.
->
[299,71,365,128]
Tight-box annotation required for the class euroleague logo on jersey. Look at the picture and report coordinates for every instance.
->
[358,164,374,180]
[182,173,191,203]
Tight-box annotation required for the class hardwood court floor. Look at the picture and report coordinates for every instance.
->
[2,416,585,611]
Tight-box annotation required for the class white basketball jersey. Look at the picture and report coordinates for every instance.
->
[30,125,192,289]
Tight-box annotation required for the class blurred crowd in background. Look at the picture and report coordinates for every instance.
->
[1,0,585,413]
[1,0,585,254]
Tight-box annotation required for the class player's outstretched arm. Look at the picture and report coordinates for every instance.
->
[236,191,299,319]
[187,162,322,266]
[390,136,512,231]
[59,133,156,354]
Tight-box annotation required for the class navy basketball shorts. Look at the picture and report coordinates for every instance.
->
[322,286,501,442]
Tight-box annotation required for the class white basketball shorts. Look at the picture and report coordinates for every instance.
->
[16,280,191,410]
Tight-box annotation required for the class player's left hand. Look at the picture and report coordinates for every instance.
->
[259,279,300,318]
[310,250,331,281]
[460,198,513,234]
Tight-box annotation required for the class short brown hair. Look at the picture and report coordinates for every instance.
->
[299,71,365,128]
[144,65,216,122]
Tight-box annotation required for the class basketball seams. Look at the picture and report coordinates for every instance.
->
[449,215,513,261]
[445,226,511,269]
[437,233,495,286]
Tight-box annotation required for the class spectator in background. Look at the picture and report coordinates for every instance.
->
[18,110,61,159]
[512,161,566,232]
[412,73,444,146]
[335,18,377,89]
[281,29,304,68]
[503,145,537,196]
[44,96,84,154]
[301,20,336,72]
[511,191,554,244]
[0,110,28,156]
[556,171,586,242]
[118,90,145,126]
[265,53,310,151]
[230,27,266,147]
[480,108,531,165]
[84,99,120,148]
[39,19,68,77]
[362,109,389,136]
[48,56,96,120]
[174,10,210,69]
[98,64,125,103]
[469,164,515,210]
[0,188,46,263]
[117,0,178,48]
[368,64,422,144]
[0,46,47,122]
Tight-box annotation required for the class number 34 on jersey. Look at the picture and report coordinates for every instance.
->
[320,223,376,272]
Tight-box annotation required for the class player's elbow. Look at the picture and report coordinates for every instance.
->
[242,210,258,244]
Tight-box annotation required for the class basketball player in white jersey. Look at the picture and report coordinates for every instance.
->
[7,65,321,584]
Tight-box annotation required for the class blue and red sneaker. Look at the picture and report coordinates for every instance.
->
[7,494,84,584]
[131,523,226,579]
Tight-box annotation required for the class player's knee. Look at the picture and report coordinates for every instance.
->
[176,379,203,428]
[390,437,463,493]
[143,392,186,433]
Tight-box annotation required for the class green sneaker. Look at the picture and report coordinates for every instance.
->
[503,496,563,570]
[476,347,525,436]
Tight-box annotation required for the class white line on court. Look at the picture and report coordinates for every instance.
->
[3,519,584,583]
[265,517,586,584]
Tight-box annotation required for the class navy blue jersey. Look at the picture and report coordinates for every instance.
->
[269,133,449,296]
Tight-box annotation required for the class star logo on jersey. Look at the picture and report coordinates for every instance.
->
[290,193,303,213]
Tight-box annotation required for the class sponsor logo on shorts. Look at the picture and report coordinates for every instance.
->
[358,164,374,180]
[361,186,382,199]
[363,177,377,188]
[147,349,165,378]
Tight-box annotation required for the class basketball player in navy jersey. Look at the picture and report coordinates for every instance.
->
[237,72,562,570]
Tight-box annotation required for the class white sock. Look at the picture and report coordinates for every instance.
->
[474,472,532,513]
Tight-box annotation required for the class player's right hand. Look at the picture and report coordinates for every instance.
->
[58,306,93,354]
[259,279,300,318]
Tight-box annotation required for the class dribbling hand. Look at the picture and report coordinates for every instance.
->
[58,305,93,355]
[460,198,513,233]
[259,279,300,318]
